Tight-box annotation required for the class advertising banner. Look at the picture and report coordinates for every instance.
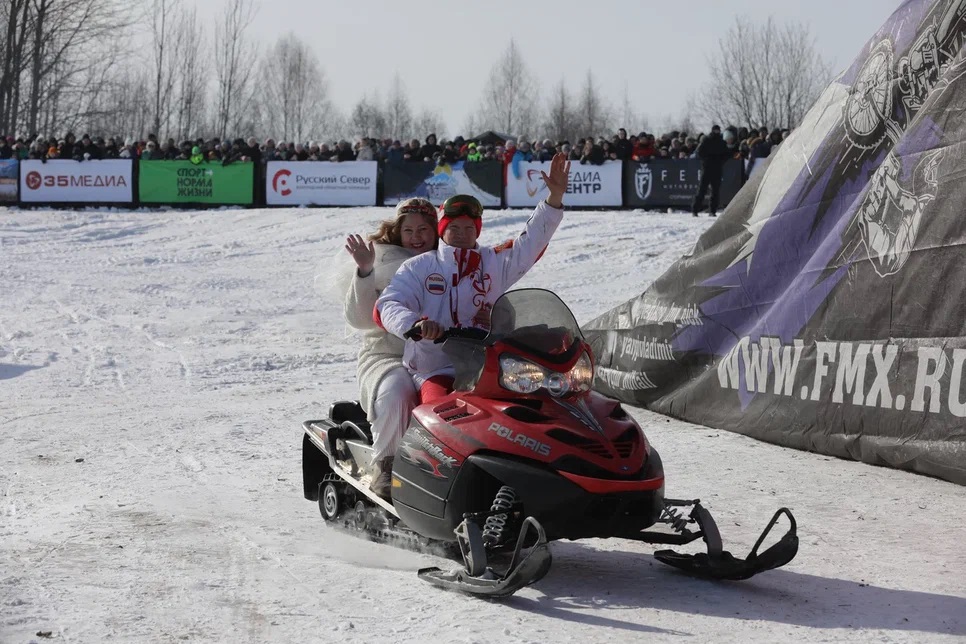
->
[0,159,16,202]
[138,161,253,205]
[266,161,376,206]
[584,1,966,485]
[19,159,133,203]
[383,161,502,207]
[623,159,743,209]
[505,160,622,208]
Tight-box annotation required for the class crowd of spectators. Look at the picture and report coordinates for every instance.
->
[0,125,790,168]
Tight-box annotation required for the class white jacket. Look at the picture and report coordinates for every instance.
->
[342,243,416,415]
[376,200,563,380]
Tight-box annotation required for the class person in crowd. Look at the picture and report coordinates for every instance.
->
[74,134,101,160]
[0,137,12,159]
[189,145,205,165]
[417,133,441,161]
[501,139,516,166]
[631,134,654,161]
[536,139,555,162]
[721,127,737,156]
[118,138,137,159]
[102,137,119,159]
[691,124,730,217]
[510,138,533,179]
[263,139,279,162]
[614,128,633,160]
[440,140,458,164]
[333,140,355,162]
[356,138,375,161]
[385,140,405,164]
[338,197,440,500]
[58,132,76,160]
[602,139,618,161]
[580,138,605,165]
[141,140,162,160]
[465,142,483,162]
[375,153,570,409]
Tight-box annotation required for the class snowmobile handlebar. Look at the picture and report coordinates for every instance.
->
[404,325,489,344]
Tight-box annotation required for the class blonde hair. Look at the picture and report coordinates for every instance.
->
[368,198,439,247]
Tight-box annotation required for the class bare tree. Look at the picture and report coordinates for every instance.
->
[349,93,387,139]
[171,4,205,139]
[0,1,31,133]
[258,33,332,141]
[543,78,580,143]
[4,0,133,136]
[148,0,179,137]
[574,69,612,138]
[471,39,538,137]
[412,107,446,141]
[618,82,648,136]
[213,0,256,138]
[697,16,832,129]
[384,73,412,142]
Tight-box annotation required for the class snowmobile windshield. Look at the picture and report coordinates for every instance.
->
[487,289,584,365]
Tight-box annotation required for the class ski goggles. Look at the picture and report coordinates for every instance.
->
[441,195,483,219]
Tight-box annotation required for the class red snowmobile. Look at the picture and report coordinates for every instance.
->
[301,289,798,597]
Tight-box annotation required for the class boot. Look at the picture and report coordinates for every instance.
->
[369,456,393,501]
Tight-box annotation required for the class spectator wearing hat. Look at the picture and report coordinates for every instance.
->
[465,142,483,162]
[417,134,441,162]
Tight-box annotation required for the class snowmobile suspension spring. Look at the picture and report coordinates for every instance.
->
[661,503,690,532]
[482,486,517,547]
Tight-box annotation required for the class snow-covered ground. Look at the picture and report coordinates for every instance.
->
[1,205,964,644]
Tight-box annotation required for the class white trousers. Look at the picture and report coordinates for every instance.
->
[369,367,418,463]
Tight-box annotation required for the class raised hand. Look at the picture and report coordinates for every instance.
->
[541,153,571,208]
[345,234,375,276]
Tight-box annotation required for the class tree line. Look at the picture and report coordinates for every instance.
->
[0,0,832,143]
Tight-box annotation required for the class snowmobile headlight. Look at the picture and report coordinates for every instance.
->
[545,372,569,397]
[567,352,594,393]
[500,352,594,397]
[499,355,547,394]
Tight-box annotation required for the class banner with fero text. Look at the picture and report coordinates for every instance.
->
[19,159,133,203]
[624,158,743,209]
[265,161,377,206]
[0,159,17,202]
[138,161,253,205]
[505,160,622,207]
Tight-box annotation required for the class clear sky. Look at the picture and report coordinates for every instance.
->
[193,0,901,135]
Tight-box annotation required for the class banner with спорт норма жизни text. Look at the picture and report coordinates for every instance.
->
[138,160,253,205]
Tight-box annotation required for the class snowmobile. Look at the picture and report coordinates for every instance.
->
[301,288,798,598]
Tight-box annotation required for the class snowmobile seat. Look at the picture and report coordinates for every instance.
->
[328,400,373,443]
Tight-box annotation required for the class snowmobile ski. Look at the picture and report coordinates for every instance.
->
[417,516,552,598]
[652,506,798,580]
